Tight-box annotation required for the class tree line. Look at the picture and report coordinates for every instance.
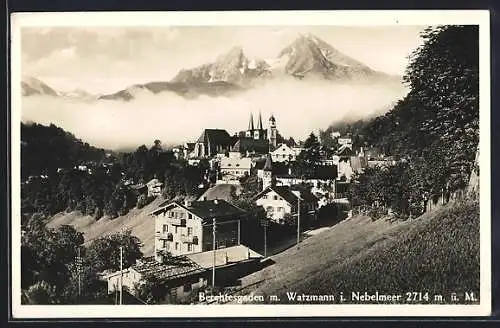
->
[346,25,479,218]
[21,127,210,224]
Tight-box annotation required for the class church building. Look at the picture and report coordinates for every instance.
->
[235,112,278,154]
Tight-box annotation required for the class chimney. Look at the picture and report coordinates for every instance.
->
[184,199,192,207]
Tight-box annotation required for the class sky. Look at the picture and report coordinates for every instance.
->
[20,25,427,149]
[21,26,426,94]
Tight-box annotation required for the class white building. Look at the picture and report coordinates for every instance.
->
[146,178,163,198]
[270,143,298,162]
[219,156,252,183]
[150,199,246,259]
[253,185,318,224]
[337,159,354,182]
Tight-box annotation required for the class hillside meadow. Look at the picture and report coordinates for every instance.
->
[235,201,479,304]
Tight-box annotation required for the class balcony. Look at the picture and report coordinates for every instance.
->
[156,232,173,241]
[180,235,198,244]
[169,218,187,226]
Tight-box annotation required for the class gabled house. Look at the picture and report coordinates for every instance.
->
[252,185,318,225]
[270,143,298,162]
[219,156,252,183]
[106,245,263,303]
[146,178,163,197]
[150,199,247,260]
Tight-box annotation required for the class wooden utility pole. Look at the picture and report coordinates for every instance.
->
[77,247,81,302]
[264,223,267,257]
[296,197,301,249]
[212,218,216,291]
[119,246,123,305]
[260,217,269,257]
[237,219,241,245]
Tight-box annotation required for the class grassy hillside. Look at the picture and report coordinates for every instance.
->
[46,197,166,256]
[236,201,479,304]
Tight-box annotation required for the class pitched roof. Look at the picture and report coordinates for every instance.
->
[151,199,246,222]
[187,245,262,269]
[130,256,204,282]
[184,142,196,150]
[198,184,242,202]
[337,144,354,156]
[231,137,269,153]
[197,129,232,146]
[254,185,317,205]
[289,184,318,203]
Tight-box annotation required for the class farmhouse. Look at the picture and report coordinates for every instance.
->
[150,199,247,260]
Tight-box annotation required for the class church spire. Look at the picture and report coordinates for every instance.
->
[248,113,254,131]
[257,111,263,130]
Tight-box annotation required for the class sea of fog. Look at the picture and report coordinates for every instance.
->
[20,78,408,150]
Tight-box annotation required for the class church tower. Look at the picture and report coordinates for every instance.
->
[268,114,277,149]
[254,112,264,140]
[246,113,254,138]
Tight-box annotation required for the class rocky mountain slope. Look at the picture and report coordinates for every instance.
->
[277,33,394,81]
[21,76,59,97]
[22,33,402,102]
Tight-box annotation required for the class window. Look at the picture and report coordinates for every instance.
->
[179,212,184,218]
[162,224,168,233]
[184,283,192,292]
[262,195,267,199]
[175,242,179,250]
[175,226,179,234]
[187,227,193,236]
[162,240,168,248]
[188,244,193,252]
[188,213,192,220]
[278,207,284,212]
[236,164,240,167]
[273,195,278,200]
[169,211,174,218]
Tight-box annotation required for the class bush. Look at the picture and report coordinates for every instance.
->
[136,194,154,209]
[368,206,387,221]
[23,281,58,304]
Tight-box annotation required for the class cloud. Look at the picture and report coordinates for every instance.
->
[20,78,408,150]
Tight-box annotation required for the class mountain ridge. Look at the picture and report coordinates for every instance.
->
[22,33,402,102]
